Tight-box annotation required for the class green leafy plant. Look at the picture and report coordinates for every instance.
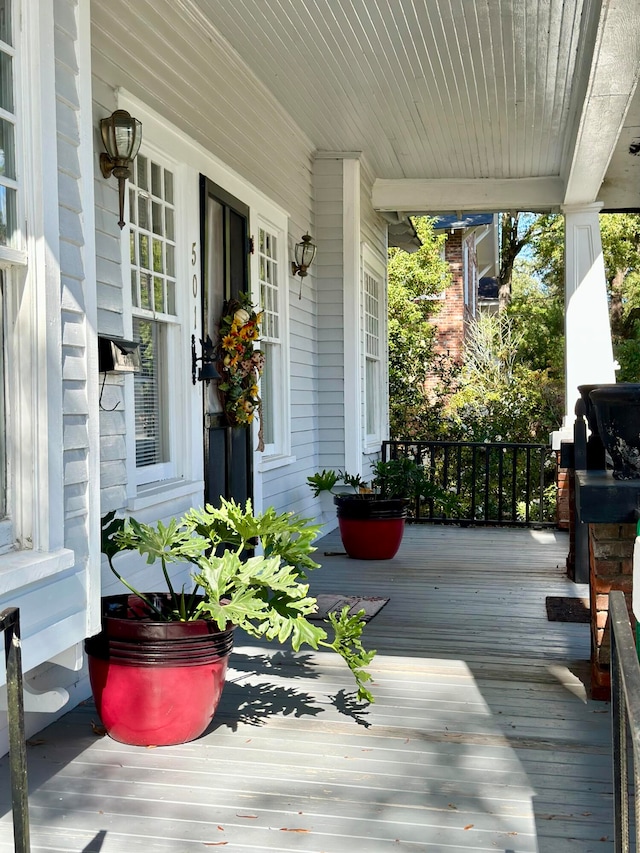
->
[101,500,375,703]
[307,457,458,513]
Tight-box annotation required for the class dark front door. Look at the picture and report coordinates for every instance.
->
[200,176,252,507]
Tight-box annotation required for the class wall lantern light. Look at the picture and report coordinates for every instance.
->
[99,109,143,229]
[291,233,317,298]
[191,334,220,384]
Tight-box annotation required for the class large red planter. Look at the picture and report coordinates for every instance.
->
[334,495,408,560]
[85,595,234,746]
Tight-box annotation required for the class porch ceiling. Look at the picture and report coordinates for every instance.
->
[189,0,640,214]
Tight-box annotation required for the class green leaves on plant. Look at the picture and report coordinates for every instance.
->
[101,498,376,703]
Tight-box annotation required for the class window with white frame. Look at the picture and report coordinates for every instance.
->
[0,0,16,542]
[258,224,289,457]
[363,250,385,446]
[0,1,17,250]
[128,151,178,484]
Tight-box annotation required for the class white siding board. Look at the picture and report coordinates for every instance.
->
[100,459,128,490]
[100,434,127,462]
[61,312,85,347]
[62,351,87,382]
[99,409,126,437]
[61,278,87,314]
[59,205,84,244]
[54,0,78,36]
[63,418,89,451]
[58,168,81,209]
[96,308,123,338]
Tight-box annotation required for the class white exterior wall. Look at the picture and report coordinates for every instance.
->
[89,1,388,539]
[0,0,100,754]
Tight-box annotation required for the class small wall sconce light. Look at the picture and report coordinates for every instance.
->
[291,233,316,298]
[99,109,143,229]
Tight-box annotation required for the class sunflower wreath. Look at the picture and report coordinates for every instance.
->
[216,293,265,451]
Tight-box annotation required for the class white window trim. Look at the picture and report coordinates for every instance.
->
[121,140,192,499]
[254,215,292,464]
[362,243,387,453]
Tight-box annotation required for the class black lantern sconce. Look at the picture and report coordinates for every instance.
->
[191,335,219,384]
[291,233,317,298]
[99,109,143,229]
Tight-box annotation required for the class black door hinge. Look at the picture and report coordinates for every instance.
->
[247,236,255,255]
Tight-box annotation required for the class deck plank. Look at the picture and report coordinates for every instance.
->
[0,525,614,851]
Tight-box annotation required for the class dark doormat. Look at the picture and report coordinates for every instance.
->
[545,596,590,623]
[310,595,389,623]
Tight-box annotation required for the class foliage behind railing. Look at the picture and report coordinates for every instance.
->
[383,439,557,527]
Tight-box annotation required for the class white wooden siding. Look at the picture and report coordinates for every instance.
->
[90,0,389,526]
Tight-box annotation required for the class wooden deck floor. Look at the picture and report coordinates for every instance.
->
[0,525,613,852]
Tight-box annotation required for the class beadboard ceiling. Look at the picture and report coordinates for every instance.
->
[188,0,640,213]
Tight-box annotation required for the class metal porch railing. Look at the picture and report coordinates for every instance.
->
[383,440,557,527]
[610,590,640,852]
[0,608,30,852]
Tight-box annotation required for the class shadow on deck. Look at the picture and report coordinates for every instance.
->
[0,525,612,853]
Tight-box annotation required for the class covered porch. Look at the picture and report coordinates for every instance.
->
[0,525,612,852]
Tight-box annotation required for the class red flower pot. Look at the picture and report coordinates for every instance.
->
[334,495,408,560]
[85,595,234,746]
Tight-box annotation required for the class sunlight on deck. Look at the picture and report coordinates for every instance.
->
[0,525,612,852]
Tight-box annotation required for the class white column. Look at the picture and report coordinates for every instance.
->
[559,203,615,437]
[343,156,362,474]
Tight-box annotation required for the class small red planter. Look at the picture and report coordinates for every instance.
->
[334,495,408,560]
[85,595,234,746]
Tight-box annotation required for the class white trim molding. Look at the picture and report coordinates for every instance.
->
[343,156,362,475]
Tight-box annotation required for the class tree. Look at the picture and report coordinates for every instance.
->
[387,217,451,437]
[445,312,563,443]
[497,213,543,311]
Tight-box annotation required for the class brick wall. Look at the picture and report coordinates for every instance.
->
[589,522,636,699]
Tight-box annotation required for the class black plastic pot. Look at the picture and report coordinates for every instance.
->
[589,383,640,480]
[333,495,408,559]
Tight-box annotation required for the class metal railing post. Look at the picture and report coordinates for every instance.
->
[0,607,30,853]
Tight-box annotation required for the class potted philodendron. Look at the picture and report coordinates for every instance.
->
[87,500,375,747]
[308,457,456,560]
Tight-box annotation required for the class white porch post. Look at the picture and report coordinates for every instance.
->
[343,156,362,475]
[559,203,615,436]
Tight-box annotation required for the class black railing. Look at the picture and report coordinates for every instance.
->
[610,591,640,852]
[0,608,30,852]
[383,439,556,527]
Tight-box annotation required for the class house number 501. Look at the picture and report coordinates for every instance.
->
[192,242,198,297]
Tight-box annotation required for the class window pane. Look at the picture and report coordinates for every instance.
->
[152,239,163,273]
[164,170,173,204]
[0,185,16,247]
[165,208,175,241]
[136,155,148,191]
[138,194,149,231]
[133,318,166,467]
[151,162,162,197]
[140,272,151,309]
[153,277,164,313]
[166,244,174,277]
[166,281,175,315]
[152,201,163,235]
[0,51,12,114]
[0,2,12,46]
[0,119,14,179]
[139,234,150,270]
